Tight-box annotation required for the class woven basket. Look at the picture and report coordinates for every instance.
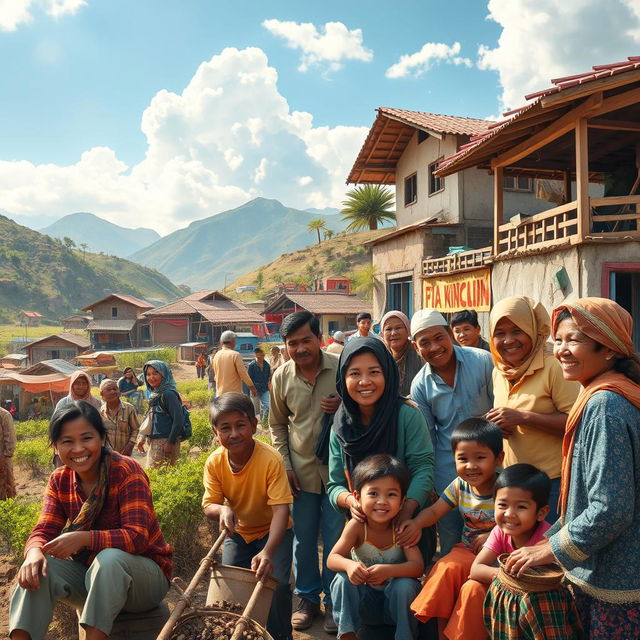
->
[497,553,564,594]
[168,607,273,640]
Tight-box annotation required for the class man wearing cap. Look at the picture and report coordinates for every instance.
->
[324,331,345,355]
[409,308,494,554]
[211,331,257,397]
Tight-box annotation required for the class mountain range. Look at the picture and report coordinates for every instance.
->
[0,215,181,320]
[40,212,161,258]
[130,198,353,289]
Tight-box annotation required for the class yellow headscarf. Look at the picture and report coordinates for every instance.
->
[489,296,551,388]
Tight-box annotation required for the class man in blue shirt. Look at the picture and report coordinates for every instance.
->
[409,308,494,554]
[248,347,271,420]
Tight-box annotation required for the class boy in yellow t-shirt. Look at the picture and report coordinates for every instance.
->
[203,392,293,640]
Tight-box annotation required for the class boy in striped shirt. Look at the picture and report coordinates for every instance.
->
[396,418,504,635]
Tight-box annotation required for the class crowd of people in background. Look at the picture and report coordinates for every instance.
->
[5,294,640,640]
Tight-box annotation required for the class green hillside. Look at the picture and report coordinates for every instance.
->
[130,198,361,289]
[0,215,182,321]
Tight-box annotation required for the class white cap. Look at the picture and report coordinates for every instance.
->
[410,309,448,339]
[220,330,236,344]
[332,331,346,343]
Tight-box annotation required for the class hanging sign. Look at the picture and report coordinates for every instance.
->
[422,268,491,312]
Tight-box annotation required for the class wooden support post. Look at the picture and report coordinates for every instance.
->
[493,167,504,255]
[563,170,571,204]
[575,118,590,241]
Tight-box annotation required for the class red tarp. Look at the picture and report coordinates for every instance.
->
[0,371,71,392]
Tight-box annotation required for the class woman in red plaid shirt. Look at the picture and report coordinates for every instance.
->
[9,401,172,640]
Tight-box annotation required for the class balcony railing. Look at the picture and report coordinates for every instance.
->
[422,195,640,278]
[422,246,492,276]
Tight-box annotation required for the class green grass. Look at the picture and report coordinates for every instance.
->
[0,324,67,342]
[115,348,177,370]
[176,379,208,395]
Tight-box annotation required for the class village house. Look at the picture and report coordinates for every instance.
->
[429,57,640,347]
[262,291,369,338]
[62,314,92,331]
[83,293,153,350]
[348,108,544,320]
[25,332,90,365]
[140,290,265,346]
[19,310,43,326]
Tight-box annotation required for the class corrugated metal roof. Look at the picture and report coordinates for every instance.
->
[86,319,136,331]
[23,359,80,375]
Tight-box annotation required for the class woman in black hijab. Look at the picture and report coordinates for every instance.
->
[327,337,434,536]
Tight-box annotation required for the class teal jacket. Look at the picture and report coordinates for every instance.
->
[327,403,434,511]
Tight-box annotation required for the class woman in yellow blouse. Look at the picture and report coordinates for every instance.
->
[486,296,579,522]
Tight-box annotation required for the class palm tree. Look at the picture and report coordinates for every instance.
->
[324,228,335,241]
[307,219,326,245]
[80,242,88,258]
[349,264,379,302]
[340,184,396,231]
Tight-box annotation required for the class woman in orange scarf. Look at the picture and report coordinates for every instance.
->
[505,297,640,639]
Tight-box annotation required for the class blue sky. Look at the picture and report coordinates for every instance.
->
[0,0,638,233]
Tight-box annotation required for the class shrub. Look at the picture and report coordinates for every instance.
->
[176,379,208,396]
[147,454,209,567]
[116,348,177,370]
[189,408,215,452]
[14,436,52,478]
[0,498,42,557]
[16,419,49,441]
[184,388,211,408]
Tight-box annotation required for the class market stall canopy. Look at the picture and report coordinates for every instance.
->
[0,371,71,393]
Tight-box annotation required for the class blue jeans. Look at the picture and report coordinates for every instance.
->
[330,572,421,640]
[258,390,270,419]
[292,488,344,607]
[222,529,294,640]
[547,476,561,524]
[437,508,464,556]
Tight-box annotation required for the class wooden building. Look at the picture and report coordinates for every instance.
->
[25,332,90,365]
[82,294,153,350]
[62,314,92,331]
[347,108,543,320]
[429,57,640,345]
[262,291,370,338]
[141,290,264,346]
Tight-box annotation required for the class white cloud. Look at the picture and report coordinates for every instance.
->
[385,42,472,79]
[262,19,373,72]
[0,0,85,31]
[0,47,369,234]
[478,0,640,111]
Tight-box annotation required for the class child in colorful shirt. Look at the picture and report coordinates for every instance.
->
[397,418,504,637]
[328,455,424,640]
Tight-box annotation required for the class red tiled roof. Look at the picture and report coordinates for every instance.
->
[21,311,43,318]
[437,57,640,176]
[347,108,492,185]
[143,292,263,325]
[378,108,490,136]
[264,292,370,315]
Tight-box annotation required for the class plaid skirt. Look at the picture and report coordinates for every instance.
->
[484,577,583,639]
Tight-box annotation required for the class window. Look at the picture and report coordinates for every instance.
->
[503,176,533,192]
[428,161,444,195]
[404,173,417,206]
[111,307,118,318]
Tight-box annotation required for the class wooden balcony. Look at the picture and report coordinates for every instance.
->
[497,195,640,255]
[422,246,492,276]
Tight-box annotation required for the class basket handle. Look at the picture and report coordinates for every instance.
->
[230,580,265,640]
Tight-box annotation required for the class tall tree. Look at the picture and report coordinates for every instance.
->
[340,184,396,231]
[307,219,326,245]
